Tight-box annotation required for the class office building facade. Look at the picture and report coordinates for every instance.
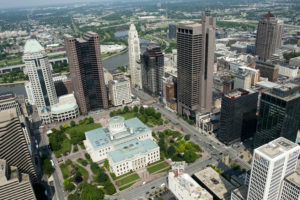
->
[64,32,108,114]
[109,78,132,106]
[0,159,36,200]
[279,171,300,200]
[247,137,300,200]
[177,13,215,120]
[0,108,38,182]
[255,12,283,61]
[23,39,58,110]
[218,89,258,144]
[141,45,164,96]
[254,83,300,148]
[169,24,177,39]
[128,24,142,89]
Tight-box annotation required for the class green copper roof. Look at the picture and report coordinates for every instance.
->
[24,39,44,53]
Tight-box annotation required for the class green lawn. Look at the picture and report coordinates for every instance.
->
[117,173,140,186]
[120,112,138,120]
[77,158,88,166]
[0,57,23,67]
[73,163,89,179]
[67,123,102,136]
[119,183,135,191]
[54,139,71,157]
[111,171,132,180]
[59,163,70,179]
[148,159,164,166]
[157,167,171,173]
[147,162,169,174]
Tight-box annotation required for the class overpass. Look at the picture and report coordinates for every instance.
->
[0,57,68,74]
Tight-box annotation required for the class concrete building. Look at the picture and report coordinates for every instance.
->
[0,159,36,200]
[128,24,142,89]
[218,89,258,145]
[0,108,38,182]
[196,112,213,135]
[0,92,24,116]
[234,72,251,90]
[50,94,79,122]
[238,67,260,86]
[141,45,164,96]
[247,137,300,200]
[24,82,35,105]
[169,24,177,39]
[255,60,279,82]
[84,116,160,176]
[254,83,300,148]
[279,65,299,79]
[108,78,132,106]
[162,75,177,111]
[177,13,216,120]
[168,171,213,200]
[255,12,283,61]
[64,32,108,115]
[193,167,236,200]
[279,171,300,200]
[53,74,73,97]
[289,56,300,67]
[231,185,248,200]
[23,39,58,118]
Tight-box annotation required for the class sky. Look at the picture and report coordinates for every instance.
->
[0,0,103,9]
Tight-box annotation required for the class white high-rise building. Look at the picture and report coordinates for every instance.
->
[23,39,58,110]
[128,24,142,89]
[109,78,132,106]
[279,171,300,200]
[247,137,300,200]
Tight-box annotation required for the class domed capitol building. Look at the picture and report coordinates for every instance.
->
[84,116,160,177]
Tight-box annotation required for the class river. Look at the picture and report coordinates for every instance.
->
[0,40,150,96]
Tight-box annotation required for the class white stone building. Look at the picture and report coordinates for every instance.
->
[50,94,79,122]
[247,137,300,200]
[84,116,160,176]
[279,171,300,200]
[234,72,251,90]
[24,82,35,105]
[279,65,299,78]
[128,24,142,89]
[168,171,213,200]
[109,78,132,106]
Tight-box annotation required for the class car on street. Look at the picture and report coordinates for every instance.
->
[146,192,149,194]
[151,186,155,189]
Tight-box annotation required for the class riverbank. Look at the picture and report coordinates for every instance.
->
[102,47,128,61]
[0,80,27,86]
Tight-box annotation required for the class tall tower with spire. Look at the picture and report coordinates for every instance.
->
[128,24,142,89]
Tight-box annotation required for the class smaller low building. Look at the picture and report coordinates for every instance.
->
[39,93,79,124]
[193,167,236,200]
[109,78,132,106]
[279,65,299,78]
[169,171,213,200]
[279,171,300,200]
[196,112,213,135]
[231,185,248,200]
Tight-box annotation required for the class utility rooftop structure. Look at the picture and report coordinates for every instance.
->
[84,116,160,176]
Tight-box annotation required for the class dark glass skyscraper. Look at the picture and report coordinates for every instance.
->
[218,89,258,145]
[254,83,300,148]
[141,45,164,96]
[64,32,108,115]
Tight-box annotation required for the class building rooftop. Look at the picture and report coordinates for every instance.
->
[285,171,300,187]
[258,137,299,159]
[223,88,251,99]
[232,185,248,200]
[266,83,300,101]
[50,94,78,114]
[85,117,151,150]
[194,167,235,200]
[0,92,14,100]
[108,138,158,163]
[170,172,213,200]
[256,81,279,89]
[24,39,44,53]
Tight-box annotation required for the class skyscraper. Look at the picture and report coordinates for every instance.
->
[168,24,177,39]
[177,13,215,120]
[279,171,300,200]
[0,159,36,200]
[218,89,258,145]
[23,39,58,110]
[0,108,38,182]
[247,137,300,200]
[64,32,108,115]
[255,12,283,61]
[254,83,300,148]
[141,45,164,96]
[128,24,142,89]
